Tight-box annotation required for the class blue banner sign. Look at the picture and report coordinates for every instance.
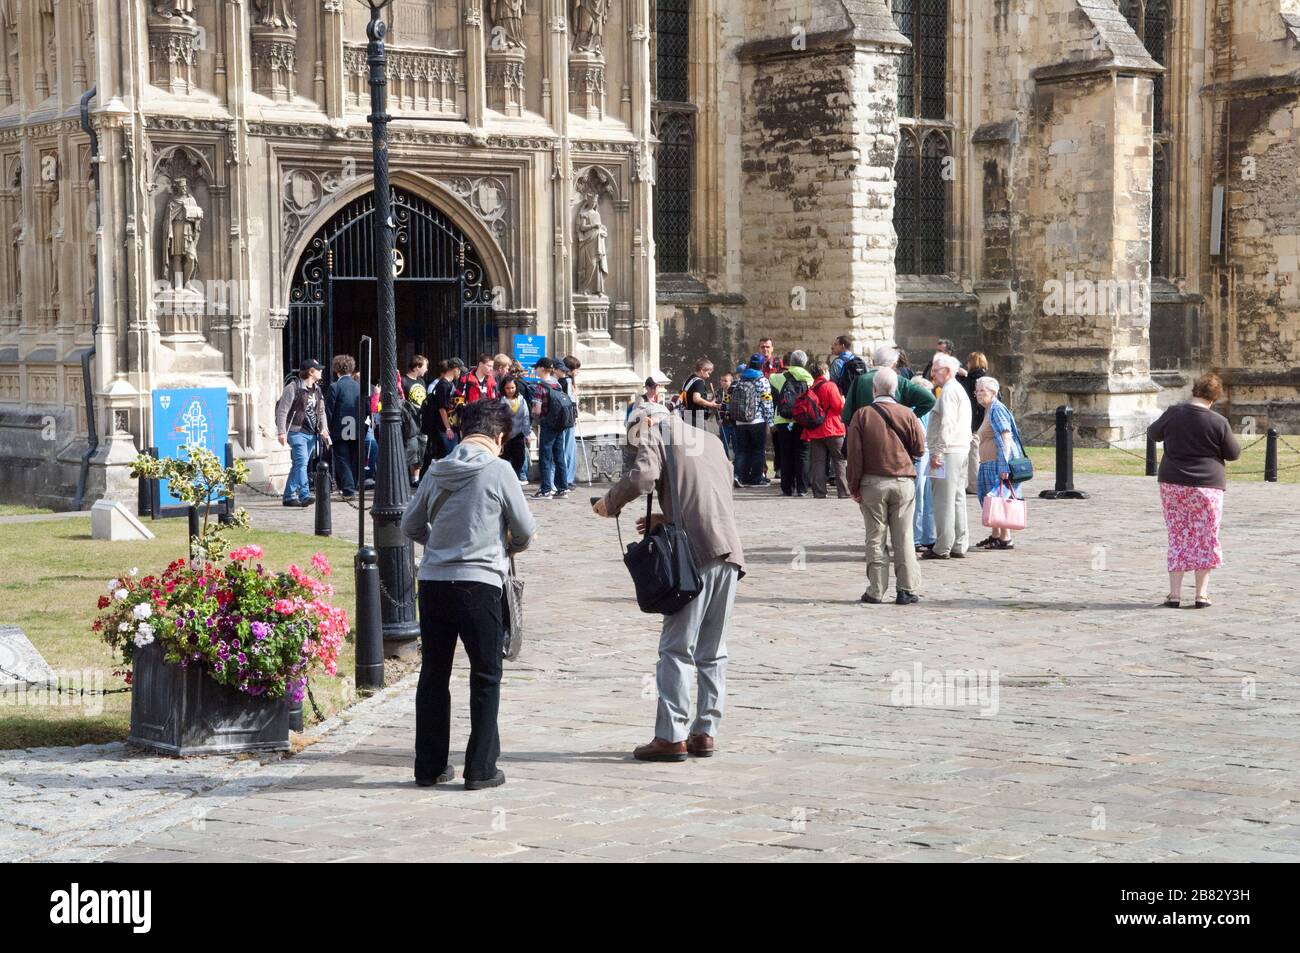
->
[512,334,545,379]
[151,387,229,508]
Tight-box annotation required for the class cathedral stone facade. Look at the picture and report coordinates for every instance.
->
[2,1,1299,507]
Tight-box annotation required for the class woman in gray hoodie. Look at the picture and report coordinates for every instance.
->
[500,375,531,483]
[401,400,536,791]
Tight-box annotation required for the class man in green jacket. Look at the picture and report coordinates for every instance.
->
[841,345,936,425]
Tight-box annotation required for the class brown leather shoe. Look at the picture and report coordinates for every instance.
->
[686,733,715,757]
[633,737,688,762]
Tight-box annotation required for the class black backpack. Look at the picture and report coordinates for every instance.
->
[776,374,809,420]
[544,385,577,429]
[838,356,868,396]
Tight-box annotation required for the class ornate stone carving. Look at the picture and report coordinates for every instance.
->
[147,17,199,95]
[436,174,510,244]
[569,52,605,121]
[251,28,298,102]
[280,165,350,252]
[343,43,462,115]
[485,48,526,118]
[151,1,196,22]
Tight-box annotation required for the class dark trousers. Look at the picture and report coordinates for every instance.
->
[733,423,767,485]
[505,434,528,481]
[776,424,810,494]
[415,580,504,783]
[332,440,357,495]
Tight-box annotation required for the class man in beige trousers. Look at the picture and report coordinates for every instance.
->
[846,367,928,605]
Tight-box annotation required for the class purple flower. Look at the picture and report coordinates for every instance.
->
[251,621,270,641]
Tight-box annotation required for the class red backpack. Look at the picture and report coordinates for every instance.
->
[792,380,828,430]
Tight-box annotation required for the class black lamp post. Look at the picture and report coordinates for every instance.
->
[362,0,419,655]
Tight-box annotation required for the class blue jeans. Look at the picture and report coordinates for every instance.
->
[538,425,569,493]
[363,430,378,479]
[913,457,936,546]
[721,424,735,462]
[733,423,767,485]
[563,427,577,486]
[284,431,314,502]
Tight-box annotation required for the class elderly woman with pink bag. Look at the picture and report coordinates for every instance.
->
[973,377,1024,550]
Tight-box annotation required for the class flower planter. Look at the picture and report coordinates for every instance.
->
[127,640,290,756]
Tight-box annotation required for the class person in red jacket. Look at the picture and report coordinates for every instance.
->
[801,360,849,498]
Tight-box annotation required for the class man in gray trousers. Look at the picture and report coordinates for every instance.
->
[592,403,746,761]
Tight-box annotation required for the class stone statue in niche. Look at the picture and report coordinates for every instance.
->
[164,177,203,287]
[38,0,57,98]
[151,0,196,22]
[489,0,527,50]
[47,191,62,298]
[0,0,18,102]
[574,192,608,297]
[252,0,297,30]
[572,0,608,54]
[9,218,23,307]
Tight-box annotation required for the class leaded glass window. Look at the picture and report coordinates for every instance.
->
[893,0,946,121]
[654,111,693,274]
[894,130,950,275]
[1120,0,1171,276]
[652,0,694,275]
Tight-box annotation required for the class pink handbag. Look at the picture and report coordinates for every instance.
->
[982,480,1027,531]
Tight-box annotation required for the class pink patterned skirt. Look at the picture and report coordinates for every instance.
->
[1159,482,1225,572]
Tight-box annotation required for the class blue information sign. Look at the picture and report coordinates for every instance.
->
[512,334,545,379]
[151,387,229,508]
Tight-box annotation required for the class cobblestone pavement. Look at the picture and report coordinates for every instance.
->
[5,473,1300,862]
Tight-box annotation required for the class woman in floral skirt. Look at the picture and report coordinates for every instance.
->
[1147,373,1241,608]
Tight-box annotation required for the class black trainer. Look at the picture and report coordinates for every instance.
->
[896,591,920,605]
[861,592,883,604]
[464,769,506,791]
[416,765,455,787]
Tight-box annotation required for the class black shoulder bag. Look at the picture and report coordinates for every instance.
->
[620,419,703,615]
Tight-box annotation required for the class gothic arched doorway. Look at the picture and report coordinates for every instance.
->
[284,186,497,377]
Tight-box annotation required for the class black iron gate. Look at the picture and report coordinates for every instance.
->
[286,186,497,376]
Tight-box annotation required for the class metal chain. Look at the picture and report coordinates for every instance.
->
[305,682,325,722]
[0,663,132,697]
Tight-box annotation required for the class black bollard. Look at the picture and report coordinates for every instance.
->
[1145,433,1157,477]
[1265,429,1279,483]
[1039,405,1089,499]
[314,450,332,537]
[187,505,200,560]
[354,545,385,690]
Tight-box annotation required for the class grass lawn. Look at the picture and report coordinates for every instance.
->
[0,504,54,517]
[1027,435,1300,483]
[0,517,378,750]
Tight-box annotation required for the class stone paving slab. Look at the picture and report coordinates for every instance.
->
[3,473,1300,862]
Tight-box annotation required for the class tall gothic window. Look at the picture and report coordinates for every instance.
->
[893,0,947,121]
[653,0,694,275]
[892,1,950,275]
[1120,0,1171,276]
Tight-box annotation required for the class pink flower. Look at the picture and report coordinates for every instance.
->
[228,545,265,562]
[311,552,332,577]
[273,598,297,615]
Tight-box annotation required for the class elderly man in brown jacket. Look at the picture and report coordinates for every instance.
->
[592,402,745,762]
[846,366,927,605]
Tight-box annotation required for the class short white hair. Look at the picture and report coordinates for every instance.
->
[626,401,669,434]
[931,352,960,374]
[975,375,1000,395]
[789,349,808,367]
[872,345,899,368]
[873,366,898,396]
